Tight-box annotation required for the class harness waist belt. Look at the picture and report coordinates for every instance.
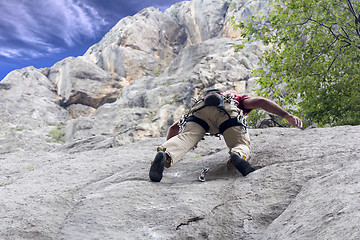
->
[186,115,210,132]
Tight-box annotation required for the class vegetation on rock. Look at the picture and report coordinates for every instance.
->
[232,0,360,127]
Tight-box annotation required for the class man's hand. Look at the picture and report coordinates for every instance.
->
[243,97,303,128]
[166,122,180,140]
[284,114,303,128]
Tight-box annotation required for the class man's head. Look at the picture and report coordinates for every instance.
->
[204,89,221,97]
[204,89,222,106]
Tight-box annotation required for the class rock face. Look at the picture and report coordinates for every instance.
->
[0,126,359,239]
[0,0,270,153]
[46,57,125,111]
[1,1,360,238]
[0,67,69,153]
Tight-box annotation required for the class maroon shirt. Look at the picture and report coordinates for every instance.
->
[222,92,252,115]
[235,94,252,115]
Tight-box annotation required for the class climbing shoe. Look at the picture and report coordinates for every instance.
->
[230,153,255,176]
[149,151,165,182]
[157,147,172,168]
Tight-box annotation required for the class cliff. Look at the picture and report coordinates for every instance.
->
[0,0,268,153]
[1,0,359,239]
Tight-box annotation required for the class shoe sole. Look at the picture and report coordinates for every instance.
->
[149,151,165,182]
[230,153,255,176]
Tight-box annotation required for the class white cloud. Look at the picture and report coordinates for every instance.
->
[39,0,108,46]
[0,47,62,59]
[0,49,22,58]
[0,0,108,58]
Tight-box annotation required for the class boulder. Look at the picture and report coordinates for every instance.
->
[47,56,125,111]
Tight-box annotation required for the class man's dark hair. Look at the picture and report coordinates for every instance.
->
[204,89,222,106]
[204,89,221,96]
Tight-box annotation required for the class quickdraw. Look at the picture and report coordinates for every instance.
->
[223,91,248,132]
[237,112,248,133]
[222,92,239,106]
[198,168,209,182]
[177,114,188,134]
[177,97,204,134]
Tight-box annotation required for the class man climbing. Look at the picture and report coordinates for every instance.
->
[149,89,302,182]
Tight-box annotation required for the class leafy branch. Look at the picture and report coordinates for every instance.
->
[232,0,360,126]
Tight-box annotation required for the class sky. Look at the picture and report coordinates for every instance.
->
[0,0,189,81]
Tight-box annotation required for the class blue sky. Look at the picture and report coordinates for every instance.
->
[0,0,188,81]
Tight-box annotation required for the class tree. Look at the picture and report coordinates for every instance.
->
[232,0,360,126]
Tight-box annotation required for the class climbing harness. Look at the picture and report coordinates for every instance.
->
[186,115,210,132]
[218,110,248,134]
[178,91,248,135]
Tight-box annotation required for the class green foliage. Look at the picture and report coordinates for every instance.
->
[50,124,65,142]
[246,109,266,128]
[14,126,25,131]
[233,0,360,126]
[154,67,162,77]
[154,64,167,77]
[0,183,8,187]
[227,1,237,10]
[246,109,290,128]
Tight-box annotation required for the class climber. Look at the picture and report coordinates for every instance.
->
[149,89,302,182]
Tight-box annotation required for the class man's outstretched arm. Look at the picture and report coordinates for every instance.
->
[242,97,303,128]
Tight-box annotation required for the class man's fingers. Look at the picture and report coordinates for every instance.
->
[287,115,303,128]
[294,116,303,128]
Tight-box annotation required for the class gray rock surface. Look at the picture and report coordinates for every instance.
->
[1,1,359,238]
[1,126,359,239]
[46,56,126,110]
[0,67,69,153]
